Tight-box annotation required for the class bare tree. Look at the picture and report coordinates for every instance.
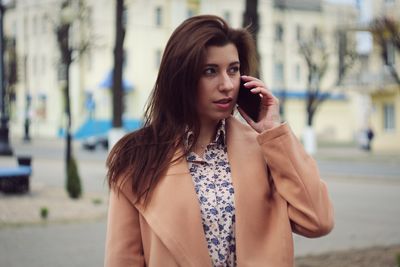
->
[55,0,92,198]
[299,29,356,126]
[107,0,127,149]
[369,16,400,90]
[299,30,329,127]
[298,28,356,153]
[0,2,13,155]
[3,37,17,119]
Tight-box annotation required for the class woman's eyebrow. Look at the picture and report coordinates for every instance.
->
[204,63,218,68]
[204,61,240,67]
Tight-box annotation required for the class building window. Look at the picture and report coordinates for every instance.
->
[155,6,163,27]
[42,14,47,34]
[187,9,195,18]
[86,50,92,71]
[155,49,162,69]
[33,15,38,35]
[42,56,46,75]
[122,6,128,27]
[385,41,395,66]
[123,49,128,67]
[296,24,302,41]
[32,55,37,76]
[223,11,231,24]
[24,16,28,40]
[295,64,301,82]
[11,20,17,36]
[275,23,284,42]
[383,103,395,131]
[274,63,284,82]
[312,26,321,42]
[87,6,93,29]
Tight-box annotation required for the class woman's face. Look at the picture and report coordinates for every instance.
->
[196,43,240,126]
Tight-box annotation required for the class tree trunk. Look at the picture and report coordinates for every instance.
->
[65,60,72,164]
[112,0,124,128]
[0,3,13,155]
[303,126,317,155]
[109,0,126,150]
[305,81,317,155]
[243,0,260,77]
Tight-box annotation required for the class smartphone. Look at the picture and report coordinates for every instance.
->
[237,80,261,122]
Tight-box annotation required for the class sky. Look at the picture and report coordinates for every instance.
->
[326,0,373,54]
[326,0,356,5]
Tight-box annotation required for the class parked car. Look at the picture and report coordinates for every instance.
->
[81,134,108,151]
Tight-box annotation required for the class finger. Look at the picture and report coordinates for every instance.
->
[241,75,262,84]
[250,87,277,100]
[243,80,265,89]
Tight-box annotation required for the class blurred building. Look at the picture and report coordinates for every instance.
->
[264,0,358,143]
[368,0,400,151]
[4,0,360,145]
[344,0,400,151]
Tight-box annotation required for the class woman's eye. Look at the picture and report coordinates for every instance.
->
[203,68,216,75]
[228,66,240,74]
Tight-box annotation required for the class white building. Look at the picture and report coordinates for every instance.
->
[5,0,358,145]
[343,0,400,151]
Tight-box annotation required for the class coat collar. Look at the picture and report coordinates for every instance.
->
[133,116,261,266]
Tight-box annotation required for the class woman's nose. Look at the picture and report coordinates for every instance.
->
[218,74,234,91]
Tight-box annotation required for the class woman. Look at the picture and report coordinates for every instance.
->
[105,15,334,267]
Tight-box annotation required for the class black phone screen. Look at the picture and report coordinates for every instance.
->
[237,80,261,121]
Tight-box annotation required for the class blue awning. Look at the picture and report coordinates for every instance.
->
[59,118,143,139]
[272,89,346,100]
[98,70,134,92]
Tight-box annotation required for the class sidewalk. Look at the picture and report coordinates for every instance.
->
[315,144,400,163]
[1,139,400,227]
[0,185,108,226]
[0,138,109,227]
[1,138,400,267]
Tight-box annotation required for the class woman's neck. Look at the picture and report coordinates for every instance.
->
[196,119,220,148]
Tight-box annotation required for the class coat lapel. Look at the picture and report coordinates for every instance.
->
[226,116,275,264]
[135,151,212,266]
[132,116,272,266]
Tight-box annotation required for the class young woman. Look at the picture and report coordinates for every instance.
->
[105,15,334,267]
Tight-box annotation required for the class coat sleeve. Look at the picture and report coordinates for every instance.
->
[104,186,145,267]
[256,123,334,238]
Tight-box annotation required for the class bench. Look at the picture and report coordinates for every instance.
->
[0,156,32,193]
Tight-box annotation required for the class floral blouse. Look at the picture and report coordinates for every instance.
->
[186,120,236,266]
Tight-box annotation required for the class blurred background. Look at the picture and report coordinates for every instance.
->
[0,0,400,266]
[1,0,399,153]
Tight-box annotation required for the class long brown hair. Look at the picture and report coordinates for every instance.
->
[107,15,257,203]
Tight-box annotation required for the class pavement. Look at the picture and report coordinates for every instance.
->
[1,137,400,267]
[0,137,109,226]
[1,138,399,226]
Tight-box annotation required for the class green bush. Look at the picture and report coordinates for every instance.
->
[92,198,103,205]
[66,157,83,199]
[40,207,48,220]
[397,253,400,267]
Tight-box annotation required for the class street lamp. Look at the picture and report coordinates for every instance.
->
[0,0,13,155]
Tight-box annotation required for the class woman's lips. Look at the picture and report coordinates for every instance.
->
[214,98,232,109]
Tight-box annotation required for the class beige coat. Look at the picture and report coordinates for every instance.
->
[105,117,334,267]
